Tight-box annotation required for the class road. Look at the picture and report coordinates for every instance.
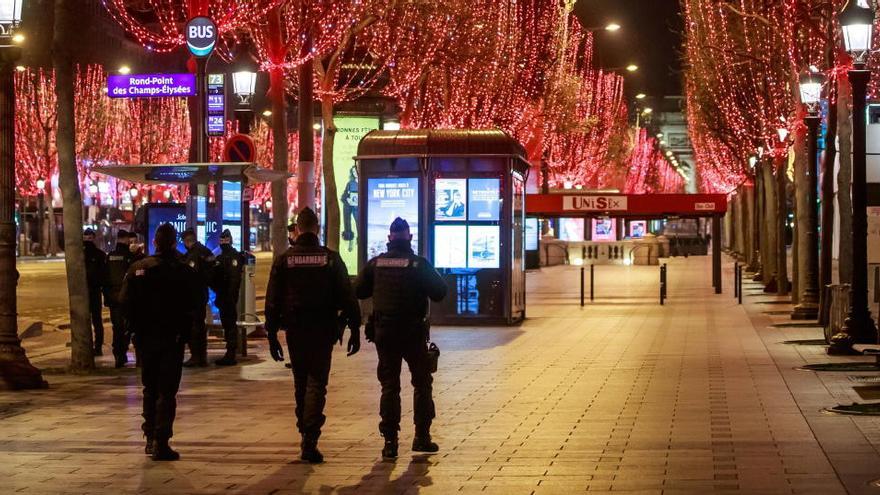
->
[16,251,276,328]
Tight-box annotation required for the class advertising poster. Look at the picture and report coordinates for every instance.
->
[630,220,647,239]
[333,116,379,274]
[434,225,467,268]
[558,218,585,242]
[435,178,467,221]
[468,178,501,221]
[366,178,419,258]
[146,205,187,255]
[592,218,617,241]
[468,225,500,268]
[525,217,540,251]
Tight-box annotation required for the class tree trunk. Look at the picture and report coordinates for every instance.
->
[746,183,758,271]
[838,75,854,285]
[792,174,800,305]
[762,163,778,290]
[819,83,838,324]
[269,67,289,257]
[54,0,93,371]
[777,159,789,295]
[45,181,57,256]
[320,96,340,251]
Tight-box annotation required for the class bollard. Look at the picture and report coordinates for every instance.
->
[580,266,585,307]
[734,262,739,299]
[737,264,743,305]
[590,264,595,301]
[660,264,667,305]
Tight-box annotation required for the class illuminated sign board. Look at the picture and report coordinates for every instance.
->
[206,74,225,136]
[107,73,196,98]
[186,17,217,58]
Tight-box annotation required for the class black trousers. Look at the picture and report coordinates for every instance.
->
[108,304,129,359]
[286,333,334,441]
[376,332,435,439]
[140,342,185,441]
[88,287,104,348]
[187,302,208,362]
[217,301,238,351]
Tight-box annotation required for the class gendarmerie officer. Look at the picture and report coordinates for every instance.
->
[265,207,361,463]
[211,229,243,366]
[83,228,107,356]
[181,228,214,368]
[103,229,134,368]
[355,217,447,459]
[120,223,200,461]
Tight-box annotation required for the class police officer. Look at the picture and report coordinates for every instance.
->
[265,207,361,463]
[83,228,107,356]
[355,218,447,459]
[103,230,134,368]
[181,228,214,368]
[120,223,199,461]
[287,222,297,246]
[211,229,243,366]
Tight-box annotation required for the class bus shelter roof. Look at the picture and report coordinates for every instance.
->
[90,162,290,185]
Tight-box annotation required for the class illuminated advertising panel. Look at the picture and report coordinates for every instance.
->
[558,218,585,241]
[366,178,419,258]
[146,205,186,255]
[333,116,379,273]
[525,217,539,251]
[468,225,500,269]
[434,225,467,268]
[468,178,501,221]
[435,178,467,221]
[592,218,617,241]
[630,220,647,239]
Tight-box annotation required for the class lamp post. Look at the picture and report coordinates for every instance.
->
[792,72,823,320]
[231,69,256,134]
[831,0,877,352]
[0,0,46,390]
[35,176,44,255]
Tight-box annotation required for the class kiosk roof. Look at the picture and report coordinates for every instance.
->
[357,129,527,159]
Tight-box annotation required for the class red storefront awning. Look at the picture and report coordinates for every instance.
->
[526,193,728,218]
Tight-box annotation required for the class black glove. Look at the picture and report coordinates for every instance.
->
[346,328,361,356]
[365,318,375,343]
[268,332,284,362]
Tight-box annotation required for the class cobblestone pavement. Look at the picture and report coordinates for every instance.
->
[3,255,880,494]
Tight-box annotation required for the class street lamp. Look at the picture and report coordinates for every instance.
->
[0,0,46,390]
[791,72,824,319]
[626,64,639,72]
[231,49,258,135]
[832,0,878,352]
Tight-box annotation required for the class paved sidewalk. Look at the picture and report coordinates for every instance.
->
[2,256,880,494]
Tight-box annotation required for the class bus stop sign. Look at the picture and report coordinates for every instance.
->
[223,134,256,163]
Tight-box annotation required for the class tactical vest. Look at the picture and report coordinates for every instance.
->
[371,254,428,321]
[279,247,337,326]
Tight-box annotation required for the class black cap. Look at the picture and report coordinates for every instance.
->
[220,229,232,239]
[286,223,296,233]
[83,228,96,236]
[181,228,196,238]
[117,229,129,238]
[296,206,318,224]
[127,231,139,239]
[390,217,409,233]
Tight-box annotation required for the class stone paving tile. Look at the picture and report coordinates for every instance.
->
[3,256,880,493]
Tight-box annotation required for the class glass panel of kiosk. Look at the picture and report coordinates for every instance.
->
[432,171,504,318]
[365,176,421,259]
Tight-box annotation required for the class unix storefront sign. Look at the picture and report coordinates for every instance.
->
[563,195,628,212]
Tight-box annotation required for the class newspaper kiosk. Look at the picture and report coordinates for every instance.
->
[357,130,528,325]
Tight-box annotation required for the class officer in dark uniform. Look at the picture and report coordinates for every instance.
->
[128,231,146,261]
[211,229,243,366]
[181,228,214,367]
[83,228,107,356]
[355,217,447,459]
[120,223,199,461]
[265,207,361,463]
[103,229,134,368]
[287,222,297,246]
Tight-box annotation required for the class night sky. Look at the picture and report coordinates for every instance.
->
[574,0,683,99]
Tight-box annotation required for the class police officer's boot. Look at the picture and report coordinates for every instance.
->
[412,428,439,453]
[214,348,237,366]
[300,437,324,464]
[144,436,153,456]
[150,439,180,461]
[381,436,398,459]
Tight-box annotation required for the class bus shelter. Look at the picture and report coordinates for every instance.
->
[356,130,529,325]
[527,192,729,294]
[93,162,289,353]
